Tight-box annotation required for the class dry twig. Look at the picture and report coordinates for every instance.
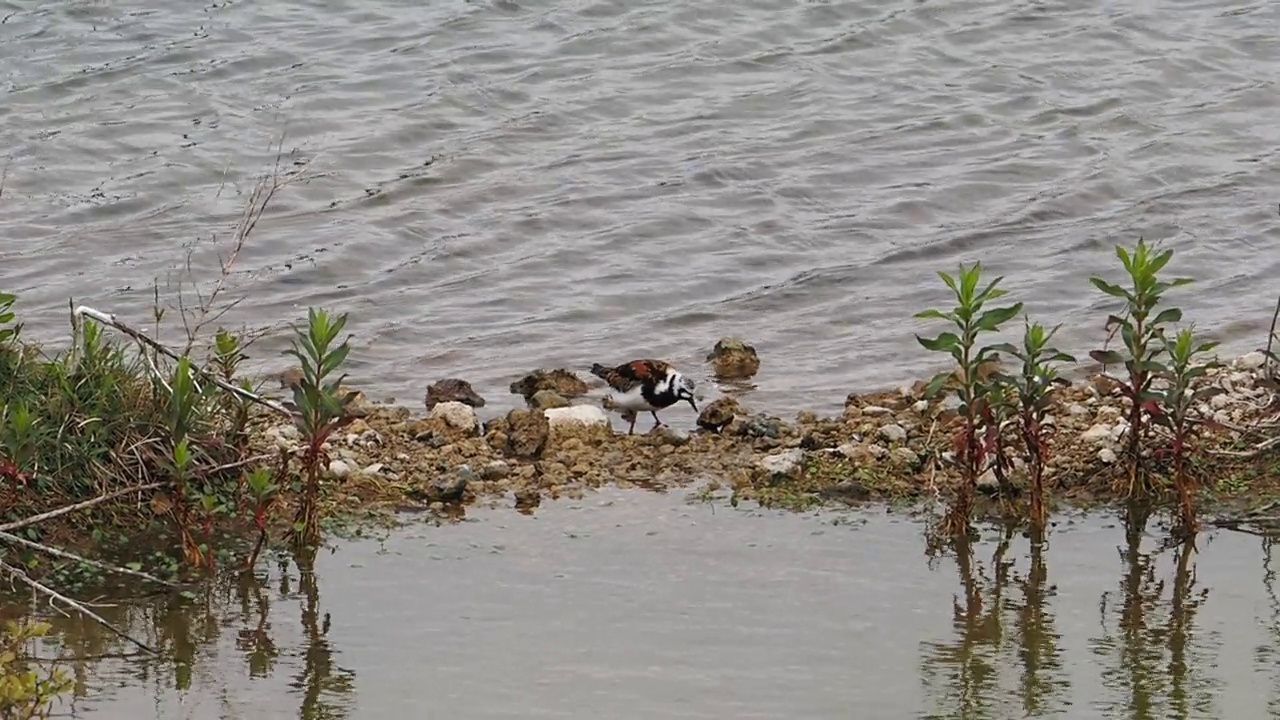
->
[0,481,167,534]
[0,559,159,655]
[0,530,180,589]
[72,306,292,417]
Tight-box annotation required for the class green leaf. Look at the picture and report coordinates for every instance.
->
[1090,278,1131,300]
[914,309,952,322]
[975,303,1023,332]
[1090,350,1125,365]
[924,371,952,399]
[1150,307,1182,326]
[917,333,961,353]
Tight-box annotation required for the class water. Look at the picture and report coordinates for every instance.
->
[10,488,1280,719]
[3,0,1279,421]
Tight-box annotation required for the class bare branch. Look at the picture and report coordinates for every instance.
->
[0,559,159,655]
[0,481,167,534]
[73,305,293,417]
[0,530,181,589]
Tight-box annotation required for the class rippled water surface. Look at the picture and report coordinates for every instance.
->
[10,489,1280,719]
[2,0,1278,420]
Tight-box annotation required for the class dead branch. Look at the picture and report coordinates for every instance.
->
[1209,434,1280,458]
[72,305,292,418]
[0,481,167,534]
[178,135,312,355]
[0,559,159,655]
[0,530,180,589]
[1268,294,1280,381]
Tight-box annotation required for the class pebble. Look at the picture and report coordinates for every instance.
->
[544,405,609,428]
[1082,423,1113,444]
[912,400,930,414]
[327,459,352,479]
[862,406,893,417]
[759,449,804,478]
[1234,351,1267,371]
[428,401,481,433]
[878,424,907,443]
[1068,403,1089,416]
[1098,448,1118,464]
[890,447,918,467]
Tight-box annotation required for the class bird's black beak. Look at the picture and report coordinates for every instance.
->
[687,397,699,413]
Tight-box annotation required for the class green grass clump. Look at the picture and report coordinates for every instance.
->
[0,291,354,573]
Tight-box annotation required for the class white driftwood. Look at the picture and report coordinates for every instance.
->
[73,305,293,417]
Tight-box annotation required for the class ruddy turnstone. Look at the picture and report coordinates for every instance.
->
[590,358,698,435]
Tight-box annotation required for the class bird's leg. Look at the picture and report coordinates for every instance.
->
[651,411,664,431]
[627,414,637,435]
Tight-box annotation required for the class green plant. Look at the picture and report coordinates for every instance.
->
[0,620,71,720]
[283,308,356,548]
[0,293,19,346]
[993,320,1077,533]
[916,262,1023,537]
[243,459,284,571]
[1089,238,1192,497]
[1149,327,1221,536]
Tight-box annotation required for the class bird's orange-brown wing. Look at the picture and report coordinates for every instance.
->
[590,359,671,393]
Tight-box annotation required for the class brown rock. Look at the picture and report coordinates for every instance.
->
[425,378,486,410]
[505,408,549,459]
[529,389,570,410]
[697,397,742,434]
[706,337,761,380]
[510,369,589,401]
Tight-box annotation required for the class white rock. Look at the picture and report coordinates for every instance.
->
[1097,406,1122,420]
[868,444,890,459]
[1234,351,1267,371]
[878,424,907,443]
[1228,372,1254,389]
[837,443,860,459]
[1082,423,1113,444]
[1110,422,1129,441]
[1068,403,1089,416]
[912,400,930,414]
[862,405,893,417]
[977,468,999,490]
[1098,448,1118,464]
[429,401,481,432]
[890,447,919,466]
[1210,393,1232,410]
[758,448,805,477]
[544,405,609,428]
[327,459,352,479]
[1213,410,1231,426]
[361,462,385,476]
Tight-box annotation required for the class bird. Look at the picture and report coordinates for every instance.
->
[590,358,698,435]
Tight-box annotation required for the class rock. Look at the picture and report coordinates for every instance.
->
[326,459,352,479]
[758,449,804,479]
[528,389,570,410]
[1082,423,1113,444]
[820,481,872,502]
[890,447,918,468]
[428,467,471,503]
[1234,351,1267,371]
[514,487,541,512]
[1067,403,1089,416]
[912,400,930,414]
[735,413,786,439]
[697,397,742,434]
[1098,448,1118,464]
[1210,392,1232,410]
[277,366,305,389]
[836,443,860,460]
[505,408,549,459]
[659,427,691,446]
[867,444,889,459]
[977,468,999,492]
[510,369,589,400]
[862,405,893,417]
[481,461,511,480]
[427,401,481,436]
[361,462,385,476]
[878,424,907,443]
[706,336,761,380]
[425,378,486,410]
[544,405,609,428]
